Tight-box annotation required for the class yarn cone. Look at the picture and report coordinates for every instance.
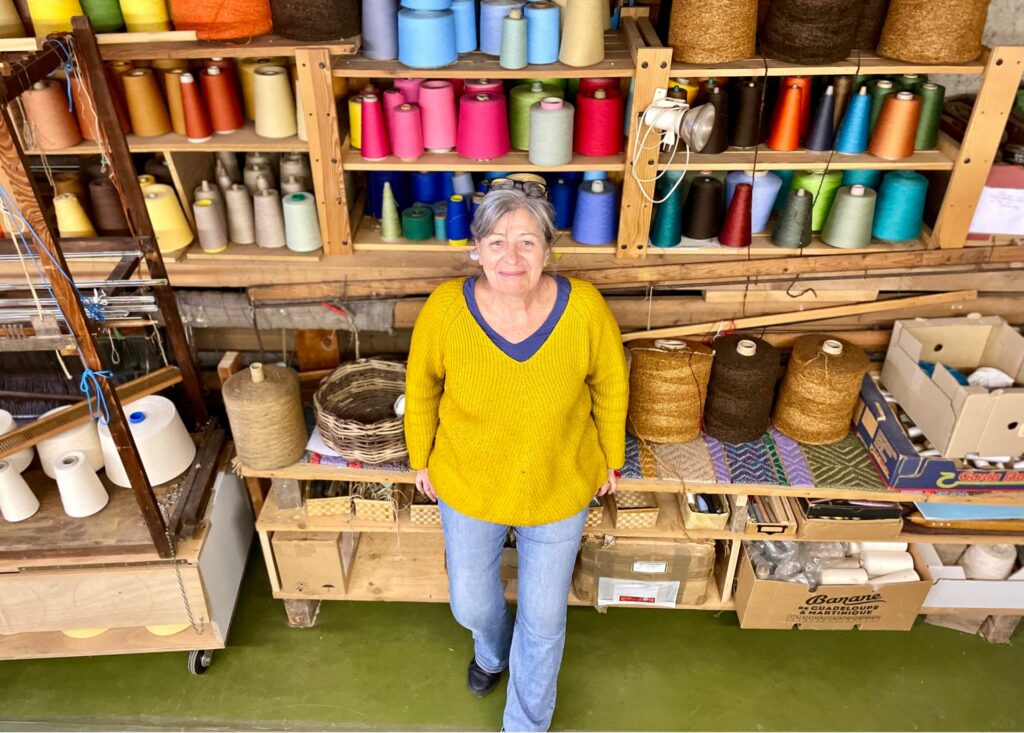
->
[380,182,402,241]
[719,182,752,248]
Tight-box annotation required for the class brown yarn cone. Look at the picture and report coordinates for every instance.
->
[122,69,171,137]
[668,0,758,64]
[627,339,714,443]
[867,91,920,160]
[761,0,860,64]
[704,334,780,444]
[22,80,82,150]
[88,177,130,236]
[878,0,989,64]
[70,76,101,142]
[163,68,188,136]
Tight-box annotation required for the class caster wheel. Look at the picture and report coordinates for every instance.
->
[187,649,212,676]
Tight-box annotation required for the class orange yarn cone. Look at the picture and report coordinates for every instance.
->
[70,76,101,141]
[767,83,803,151]
[201,66,244,134]
[784,75,812,138]
[180,72,213,142]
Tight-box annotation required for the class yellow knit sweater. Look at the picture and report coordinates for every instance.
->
[404,276,628,526]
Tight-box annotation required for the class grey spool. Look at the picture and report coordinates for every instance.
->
[222,363,307,470]
[225,184,256,244]
[216,151,242,183]
[192,199,229,253]
[254,173,273,193]
[244,163,274,195]
[280,175,307,195]
[254,189,287,248]
[821,184,876,249]
[193,179,225,218]
[279,152,312,182]
[214,160,235,193]
[773,188,813,249]
[529,97,574,167]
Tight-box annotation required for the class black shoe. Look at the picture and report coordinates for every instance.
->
[467,657,504,697]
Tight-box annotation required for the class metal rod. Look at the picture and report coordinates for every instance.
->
[0,278,168,290]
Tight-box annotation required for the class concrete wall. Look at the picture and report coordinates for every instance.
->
[940,0,1024,95]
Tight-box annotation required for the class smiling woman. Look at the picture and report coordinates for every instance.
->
[403,188,629,732]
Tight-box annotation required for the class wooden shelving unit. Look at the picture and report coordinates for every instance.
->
[669,49,990,78]
[26,123,308,155]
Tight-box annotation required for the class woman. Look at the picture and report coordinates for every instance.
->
[404,189,629,732]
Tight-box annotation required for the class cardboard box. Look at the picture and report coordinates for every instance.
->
[573,537,715,608]
[856,373,1024,491]
[790,497,904,541]
[916,543,1024,612]
[272,532,359,595]
[734,546,933,630]
[880,315,1024,459]
[607,491,660,529]
[729,495,797,536]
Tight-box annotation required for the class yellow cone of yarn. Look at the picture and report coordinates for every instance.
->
[27,0,82,36]
[119,0,171,32]
[143,183,194,253]
[54,193,97,237]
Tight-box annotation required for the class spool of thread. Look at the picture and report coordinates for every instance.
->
[54,171,86,200]
[145,156,174,186]
[511,81,563,151]
[464,79,504,95]
[869,79,895,132]
[398,8,457,69]
[143,183,193,253]
[238,57,286,120]
[719,183,752,248]
[416,82,455,154]
[871,569,920,585]
[98,395,196,488]
[480,0,525,55]
[649,171,684,248]
[725,171,783,234]
[704,334,780,443]
[27,0,82,35]
[271,0,360,40]
[348,94,363,149]
[360,94,391,160]
[682,174,723,240]
[446,193,469,246]
[433,201,447,240]
[842,169,883,190]
[380,182,402,240]
[457,93,510,160]
[244,163,274,194]
[872,170,927,242]
[412,171,442,205]
[572,179,617,245]
[529,98,574,167]
[193,199,229,253]
[772,334,869,444]
[667,0,757,64]
[853,0,888,48]
[579,77,619,96]
[161,69,187,136]
[213,152,241,185]
[138,174,156,188]
[53,451,108,518]
[767,83,803,151]
[254,189,287,248]
[821,185,876,249]
[121,69,171,137]
[785,76,812,138]
[773,188,813,248]
[835,86,871,154]
[868,91,920,160]
[88,177,130,236]
[225,184,256,244]
[550,176,576,229]
[0,460,39,523]
[450,0,477,53]
[500,8,527,70]
[382,88,406,137]
[960,544,1018,580]
[54,193,96,238]
[730,78,766,148]
[914,82,945,150]
[791,170,843,231]
[402,204,434,240]
[69,76,101,142]
[761,0,859,64]
[202,66,244,135]
[626,339,714,443]
[362,0,399,59]
[805,85,836,152]
[180,72,214,143]
[832,76,854,131]
[223,363,307,469]
[878,0,989,64]
[703,85,729,155]
[0,410,33,474]
[820,567,869,585]
[279,153,310,182]
[860,550,914,577]
[388,103,423,162]
[574,87,623,156]
[525,1,560,64]
[120,0,171,31]
[452,171,475,198]
[393,79,423,106]
[169,0,273,39]
[0,0,25,37]
[282,192,323,252]
[253,66,297,139]
[559,0,605,67]
[22,80,82,151]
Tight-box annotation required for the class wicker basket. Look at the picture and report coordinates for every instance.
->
[351,483,408,523]
[585,500,604,529]
[314,359,408,464]
[608,492,660,530]
[305,481,353,525]
[409,503,442,526]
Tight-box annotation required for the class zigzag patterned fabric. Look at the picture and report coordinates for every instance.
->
[622,434,644,479]
[644,439,717,483]
[800,433,887,491]
[769,429,815,487]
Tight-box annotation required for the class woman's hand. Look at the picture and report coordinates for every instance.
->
[595,468,618,497]
[415,468,437,502]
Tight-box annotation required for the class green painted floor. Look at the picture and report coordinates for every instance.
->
[1,547,1022,732]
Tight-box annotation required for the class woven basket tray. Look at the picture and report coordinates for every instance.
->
[314,359,408,464]
[609,492,660,529]
[409,503,442,526]
[585,503,604,529]
[353,497,397,523]
[306,495,352,519]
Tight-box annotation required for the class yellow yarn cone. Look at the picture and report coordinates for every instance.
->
[27,0,82,36]
[62,628,109,639]
[54,193,96,238]
[143,183,193,253]
[119,0,171,32]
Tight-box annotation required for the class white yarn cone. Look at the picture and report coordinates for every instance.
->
[37,406,104,479]
[98,395,196,488]
[54,450,109,518]
[0,409,34,473]
[0,459,40,522]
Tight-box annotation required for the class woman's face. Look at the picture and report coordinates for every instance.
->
[475,208,549,296]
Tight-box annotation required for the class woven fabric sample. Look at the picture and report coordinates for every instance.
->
[622,434,643,479]
[801,433,887,491]
[648,439,717,483]
[703,435,732,484]
[770,428,815,487]
[721,438,783,485]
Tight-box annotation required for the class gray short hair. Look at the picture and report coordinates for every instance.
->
[470,189,557,251]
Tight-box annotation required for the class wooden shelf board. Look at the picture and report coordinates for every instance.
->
[26,122,307,155]
[644,234,926,257]
[344,147,624,172]
[662,146,955,172]
[0,623,224,661]
[184,242,324,263]
[670,50,987,78]
[334,31,633,79]
[98,34,359,60]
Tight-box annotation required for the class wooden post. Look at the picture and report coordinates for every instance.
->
[0,79,172,559]
[930,46,1024,248]
[295,47,350,255]
[71,17,209,427]
[617,14,672,260]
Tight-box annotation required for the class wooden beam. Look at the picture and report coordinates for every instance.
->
[621,290,978,341]
[217,351,242,386]
[0,42,68,100]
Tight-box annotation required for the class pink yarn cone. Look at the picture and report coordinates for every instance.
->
[392,103,425,162]
[419,80,457,152]
[360,94,391,161]
[456,93,510,160]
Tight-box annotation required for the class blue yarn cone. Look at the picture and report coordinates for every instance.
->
[835,89,871,155]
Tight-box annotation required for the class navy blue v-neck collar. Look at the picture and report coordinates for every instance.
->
[463,275,571,362]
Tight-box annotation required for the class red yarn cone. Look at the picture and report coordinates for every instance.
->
[719,182,752,248]
[767,83,803,151]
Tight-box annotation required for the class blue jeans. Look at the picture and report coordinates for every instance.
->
[439,498,587,732]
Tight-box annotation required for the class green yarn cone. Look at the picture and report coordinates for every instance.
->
[650,171,684,248]
[380,182,402,241]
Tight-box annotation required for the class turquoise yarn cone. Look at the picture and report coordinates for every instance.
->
[650,171,684,247]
